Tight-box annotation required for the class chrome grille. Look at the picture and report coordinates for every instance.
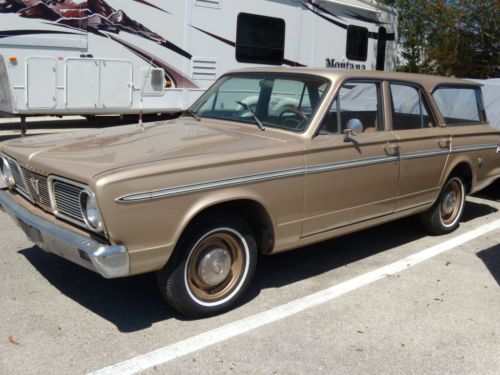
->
[7,159,30,199]
[53,180,85,223]
[20,167,51,208]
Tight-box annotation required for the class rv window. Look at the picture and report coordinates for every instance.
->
[432,87,486,125]
[236,13,285,65]
[346,25,369,62]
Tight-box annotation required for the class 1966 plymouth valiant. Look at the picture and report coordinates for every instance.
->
[1,68,499,317]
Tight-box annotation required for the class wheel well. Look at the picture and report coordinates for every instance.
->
[187,200,275,254]
[449,162,473,194]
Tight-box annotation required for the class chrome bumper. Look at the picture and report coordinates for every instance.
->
[0,190,129,278]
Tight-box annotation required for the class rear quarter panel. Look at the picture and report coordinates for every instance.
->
[442,124,500,191]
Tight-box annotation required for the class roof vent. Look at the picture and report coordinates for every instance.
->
[194,0,221,9]
[191,58,217,80]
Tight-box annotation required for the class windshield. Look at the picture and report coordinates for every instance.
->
[190,74,330,132]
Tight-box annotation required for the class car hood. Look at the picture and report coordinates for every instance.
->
[0,119,297,183]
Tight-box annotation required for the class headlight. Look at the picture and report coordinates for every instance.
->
[1,157,15,188]
[80,190,104,232]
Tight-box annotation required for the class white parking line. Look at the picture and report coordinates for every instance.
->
[89,219,500,375]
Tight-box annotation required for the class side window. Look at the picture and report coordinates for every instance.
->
[236,13,285,65]
[432,87,486,125]
[320,82,383,134]
[346,25,368,61]
[391,84,436,130]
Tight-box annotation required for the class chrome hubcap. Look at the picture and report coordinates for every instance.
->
[442,191,457,215]
[197,248,232,287]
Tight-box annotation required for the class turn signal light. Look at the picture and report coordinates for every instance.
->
[165,80,172,88]
[8,57,18,64]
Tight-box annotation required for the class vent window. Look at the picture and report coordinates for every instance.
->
[236,13,285,65]
[346,25,368,61]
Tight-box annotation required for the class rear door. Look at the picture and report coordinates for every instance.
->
[389,82,451,211]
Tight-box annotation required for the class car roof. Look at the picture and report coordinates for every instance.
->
[225,67,480,93]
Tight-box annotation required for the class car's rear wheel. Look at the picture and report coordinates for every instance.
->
[157,215,257,318]
[420,176,466,235]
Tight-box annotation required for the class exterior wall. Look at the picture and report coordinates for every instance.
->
[0,0,397,117]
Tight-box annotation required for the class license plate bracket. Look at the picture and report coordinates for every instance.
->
[17,218,45,249]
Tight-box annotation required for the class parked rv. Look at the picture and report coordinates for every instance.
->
[0,0,398,119]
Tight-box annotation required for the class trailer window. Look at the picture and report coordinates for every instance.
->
[236,13,285,65]
[432,87,486,125]
[346,25,368,61]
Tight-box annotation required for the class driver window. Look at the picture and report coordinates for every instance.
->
[320,82,384,134]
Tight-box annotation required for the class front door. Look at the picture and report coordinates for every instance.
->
[302,81,400,237]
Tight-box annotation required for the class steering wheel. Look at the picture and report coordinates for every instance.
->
[279,107,308,120]
[279,108,308,129]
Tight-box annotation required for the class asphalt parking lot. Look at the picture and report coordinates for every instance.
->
[0,118,499,375]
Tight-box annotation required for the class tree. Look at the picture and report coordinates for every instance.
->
[379,0,499,78]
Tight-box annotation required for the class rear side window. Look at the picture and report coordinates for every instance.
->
[346,25,368,61]
[432,87,486,125]
[391,84,437,130]
[236,13,285,65]
[319,82,383,134]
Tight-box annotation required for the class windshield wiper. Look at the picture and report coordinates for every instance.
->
[181,109,201,121]
[236,101,265,131]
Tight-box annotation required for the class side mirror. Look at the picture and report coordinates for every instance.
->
[344,118,363,142]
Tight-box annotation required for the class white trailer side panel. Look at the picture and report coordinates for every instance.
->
[26,57,57,109]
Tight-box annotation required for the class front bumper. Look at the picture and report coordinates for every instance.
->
[0,190,129,278]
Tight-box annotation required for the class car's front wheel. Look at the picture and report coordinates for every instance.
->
[420,176,466,235]
[157,215,257,318]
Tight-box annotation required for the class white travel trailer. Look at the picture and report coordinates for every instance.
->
[0,0,398,120]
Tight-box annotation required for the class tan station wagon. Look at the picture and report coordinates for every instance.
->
[1,68,499,317]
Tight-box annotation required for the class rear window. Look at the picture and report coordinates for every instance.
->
[432,87,486,125]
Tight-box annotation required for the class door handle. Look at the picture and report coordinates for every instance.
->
[384,144,400,155]
[438,138,451,149]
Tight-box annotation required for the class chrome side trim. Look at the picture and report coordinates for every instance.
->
[117,167,306,202]
[450,144,499,154]
[118,155,399,202]
[400,149,449,160]
[117,143,500,202]
[307,155,398,174]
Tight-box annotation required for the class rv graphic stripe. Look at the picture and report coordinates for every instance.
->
[0,29,83,38]
[191,26,306,67]
[0,1,188,57]
[191,26,236,47]
[305,0,346,22]
[108,34,199,89]
[298,1,347,30]
[298,0,395,41]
